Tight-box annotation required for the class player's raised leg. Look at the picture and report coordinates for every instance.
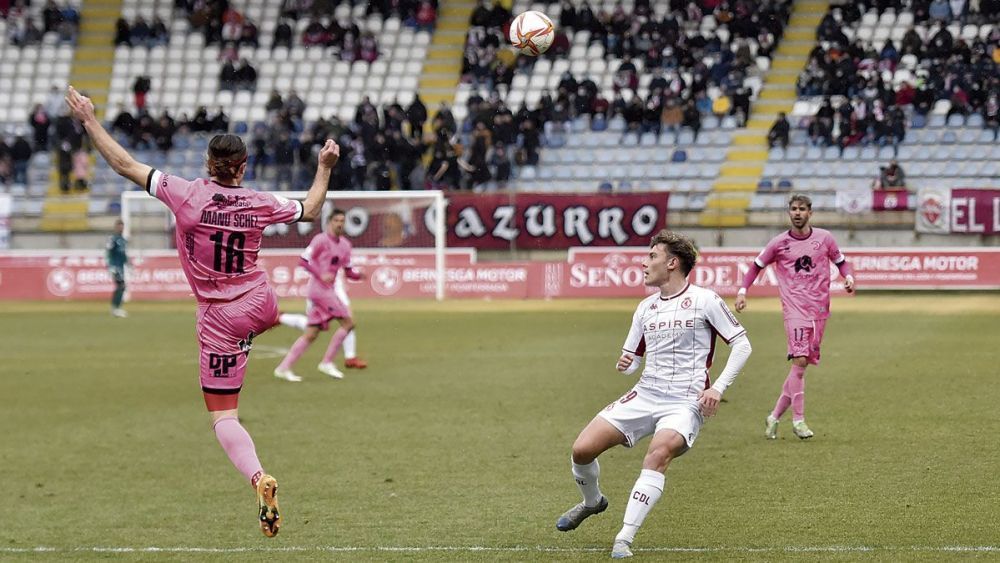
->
[277,312,308,331]
[611,429,685,558]
[556,416,624,531]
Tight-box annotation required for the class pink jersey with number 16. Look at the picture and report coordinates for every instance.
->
[147,170,304,302]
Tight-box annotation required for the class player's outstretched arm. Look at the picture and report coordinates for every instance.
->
[65,86,152,188]
[301,139,340,222]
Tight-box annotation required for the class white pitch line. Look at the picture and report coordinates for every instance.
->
[2,546,999,554]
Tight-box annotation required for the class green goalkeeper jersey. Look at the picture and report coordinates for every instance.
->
[106,234,128,269]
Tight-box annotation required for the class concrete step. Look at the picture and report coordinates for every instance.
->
[712,179,759,191]
[719,164,764,177]
[771,58,805,71]
[784,29,817,41]
[775,43,813,57]
[698,212,748,227]
[726,149,770,161]
[419,76,458,89]
[423,61,462,74]
[705,196,751,210]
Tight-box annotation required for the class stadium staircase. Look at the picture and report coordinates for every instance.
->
[700,0,828,228]
[41,0,121,231]
[418,0,475,132]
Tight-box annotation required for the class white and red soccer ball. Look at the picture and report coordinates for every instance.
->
[508,11,555,56]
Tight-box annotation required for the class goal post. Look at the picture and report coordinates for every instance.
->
[122,189,448,300]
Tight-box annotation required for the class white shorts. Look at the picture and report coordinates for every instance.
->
[597,388,704,449]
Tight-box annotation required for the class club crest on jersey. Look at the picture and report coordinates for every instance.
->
[681,297,692,309]
[794,255,815,273]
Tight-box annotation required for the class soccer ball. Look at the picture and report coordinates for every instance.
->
[508,11,555,56]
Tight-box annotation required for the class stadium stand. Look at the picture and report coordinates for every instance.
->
[752,0,1000,211]
[1,0,997,228]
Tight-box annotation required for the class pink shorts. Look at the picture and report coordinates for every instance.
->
[196,283,280,394]
[783,318,827,365]
[306,291,350,331]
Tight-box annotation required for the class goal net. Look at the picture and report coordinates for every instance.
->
[121,189,448,299]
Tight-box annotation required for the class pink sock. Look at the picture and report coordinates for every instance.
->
[772,365,806,420]
[278,335,312,371]
[321,328,349,364]
[787,365,807,421]
[213,417,264,486]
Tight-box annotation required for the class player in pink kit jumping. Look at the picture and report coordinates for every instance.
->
[274,208,363,381]
[735,194,855,440]
[65,86,340,537]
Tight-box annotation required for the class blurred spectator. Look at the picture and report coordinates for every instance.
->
[56,139,73,193]
[130,16,151,46]
[359,32,379,63]
[29,104,50,151]
[132,75,151,111]
[415,1,436,32]
[240,18,259,47]
[682,100,702,141]
[11,133,32,185]
[0,138,11,185]
[875,160,907,189]
[273,19,293,49]
[71,147,92,192]
[150,16,169,46]
[272,131,295,190]
[984,93,999,140]
[219,60,237,90]
[110,104,136,140]
[768,112,790,149]
[114,17,131,46]
[234,59,258,91]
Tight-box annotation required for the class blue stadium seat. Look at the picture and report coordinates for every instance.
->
[233,121,249,134]
[777,178,793,190]
[671,150,687,162]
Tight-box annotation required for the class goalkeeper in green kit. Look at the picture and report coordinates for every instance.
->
[107,218,129,318]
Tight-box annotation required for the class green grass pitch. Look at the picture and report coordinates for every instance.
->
[3,295,999,561]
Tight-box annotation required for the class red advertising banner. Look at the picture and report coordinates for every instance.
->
[1,248,998,301]
[446,193,669,250]
[872,189,911,211]
[949,189,1000,234]
[553,247,1000,297]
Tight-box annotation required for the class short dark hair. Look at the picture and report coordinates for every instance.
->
[650,229,698,275]
[328,208,346,220]
[206,134,248,183]
[788,193,812,209]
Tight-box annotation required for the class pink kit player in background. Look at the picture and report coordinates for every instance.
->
[65,85,341,538]
[274,208,363,382]
[735,193,855,441]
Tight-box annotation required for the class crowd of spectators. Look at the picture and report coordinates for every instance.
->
[294,18,381,62]
[109,103,229,152]
[219,59,258,91]
[462,0,791,157]
[113,15,169,47]
[797,4,1000,147]
[277,0,436,29]
[4,0,80,46]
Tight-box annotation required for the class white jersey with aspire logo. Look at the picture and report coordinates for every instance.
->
[623,283,746,400]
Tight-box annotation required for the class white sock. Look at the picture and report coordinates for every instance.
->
[278,313,308,331]
[571,459,603,507]
[343,330,356,360]
[615,469,665,544]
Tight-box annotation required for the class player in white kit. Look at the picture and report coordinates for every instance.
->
[555,230,753,559]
